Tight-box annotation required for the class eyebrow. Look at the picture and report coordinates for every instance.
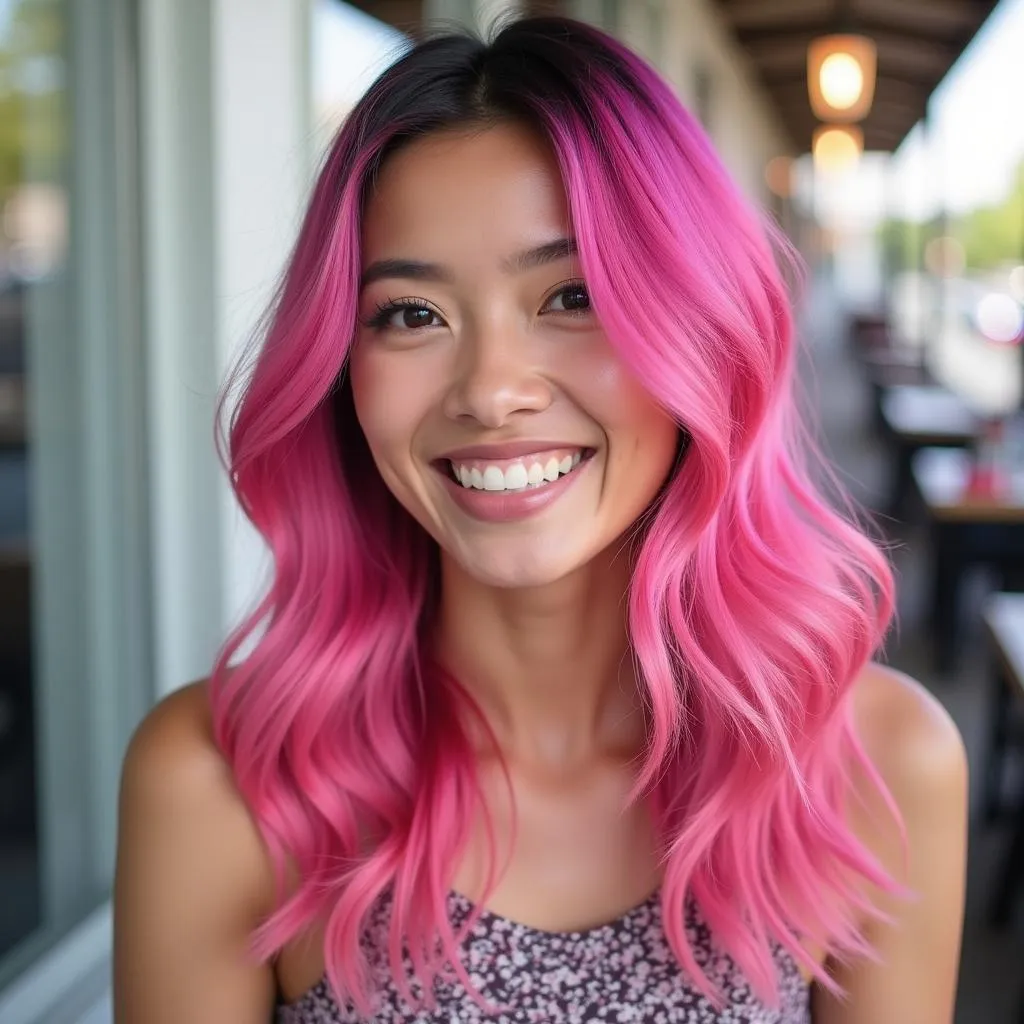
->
[359,237,578,290]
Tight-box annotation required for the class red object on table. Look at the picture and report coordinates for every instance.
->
[967,416,1009,498]
[966,460,1007,499]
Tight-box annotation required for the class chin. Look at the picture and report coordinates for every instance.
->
[451,542,587,591]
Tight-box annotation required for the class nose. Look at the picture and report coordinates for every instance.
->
[441,319,553,428]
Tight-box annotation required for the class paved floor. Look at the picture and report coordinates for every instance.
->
[801,275,1024,1023]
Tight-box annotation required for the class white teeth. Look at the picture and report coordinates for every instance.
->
[482,466,505,491]
[450,451,587,491]
[504,463,529,490]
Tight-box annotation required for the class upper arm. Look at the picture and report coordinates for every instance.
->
[113,682,277,1024]
[813,664,969,1024]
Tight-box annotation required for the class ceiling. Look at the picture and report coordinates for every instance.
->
[712,0,1001,153]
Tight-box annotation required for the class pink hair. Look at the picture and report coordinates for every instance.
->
[211,15,899,1015]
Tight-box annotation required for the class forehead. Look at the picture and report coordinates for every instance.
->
[361,123,572,262]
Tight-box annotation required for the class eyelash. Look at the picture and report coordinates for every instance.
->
[360,296,441,331]
[360,280,592,332]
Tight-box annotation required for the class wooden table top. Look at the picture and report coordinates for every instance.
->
[911,447,1024,524]
[880,385,978,445]
[983,593,1024,696]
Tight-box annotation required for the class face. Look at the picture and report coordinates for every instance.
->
[349,122,679,589]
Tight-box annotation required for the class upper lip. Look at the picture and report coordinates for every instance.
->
[438,441,589,461]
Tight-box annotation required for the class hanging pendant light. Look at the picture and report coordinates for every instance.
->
[812,124,864,174]
[807,33,877,123]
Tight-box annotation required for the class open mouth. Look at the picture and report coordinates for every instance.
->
[438,447,596,493]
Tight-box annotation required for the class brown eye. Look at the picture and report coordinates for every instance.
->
[363,299,445,332]
[399,306,436,329]
[545,283,591,314]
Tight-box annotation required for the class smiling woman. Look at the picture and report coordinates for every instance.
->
[113,15,967,1024]
[349,123,680,588]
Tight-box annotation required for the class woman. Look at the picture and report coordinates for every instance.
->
[113,15,967,1024]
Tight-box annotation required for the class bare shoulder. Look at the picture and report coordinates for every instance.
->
[123,679,218,784]
[119,678,272,910]
[115,681,277,1021]
[810,659,969,1021]
[849,661,968,809]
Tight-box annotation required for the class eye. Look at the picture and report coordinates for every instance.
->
[361,299,445,332]
[543,281,592,316]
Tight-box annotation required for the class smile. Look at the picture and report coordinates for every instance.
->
[433,445,596,523]
[449,448,586,492]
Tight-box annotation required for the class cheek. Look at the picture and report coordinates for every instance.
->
[572,354,680,482]
[349,347,430,461]
[614,393,680,498]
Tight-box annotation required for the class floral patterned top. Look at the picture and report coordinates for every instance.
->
[276,888,811,1023]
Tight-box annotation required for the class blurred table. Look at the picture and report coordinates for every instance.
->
[880,386,978,518]
[860,349,935,435]
[981,593,1024,927]
[912,447,1024,671]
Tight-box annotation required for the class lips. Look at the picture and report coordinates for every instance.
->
[431,443,596,523]
[439,440,590,461]
[447,448,586,492]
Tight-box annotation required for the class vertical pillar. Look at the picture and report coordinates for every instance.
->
[211,0,313,649]
[139,0,312,695]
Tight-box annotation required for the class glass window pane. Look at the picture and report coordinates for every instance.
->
[0,0,66,969]
[0,0,148,993]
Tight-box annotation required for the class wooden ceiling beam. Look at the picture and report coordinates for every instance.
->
[853,0,993,35]
[716,0,833,27]
[776,106,924,141]
[718,0,988,35]
[789,118,909,151]
[735,16,964,45]
[746,32,956,77]
[863,132,907,151]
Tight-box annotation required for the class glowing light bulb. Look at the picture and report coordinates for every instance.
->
[819,52,864,111]
[812,126,862,174]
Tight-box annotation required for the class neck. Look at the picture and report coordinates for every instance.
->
[434,547,645,767]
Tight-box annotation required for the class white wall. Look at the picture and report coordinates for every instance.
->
[142,0,311,700]
[210,0,312,659]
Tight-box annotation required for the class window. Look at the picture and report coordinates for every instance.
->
[0,0,148,1000]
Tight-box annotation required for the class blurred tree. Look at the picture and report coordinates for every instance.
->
[0,0,65,199]
[957,162,1024,270]
[879,214,931,272]
[879,160,1024,272]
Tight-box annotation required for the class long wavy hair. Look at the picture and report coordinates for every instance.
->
[211,14,899,1015]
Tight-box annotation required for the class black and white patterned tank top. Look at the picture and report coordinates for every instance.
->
[276,888,812,1023]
